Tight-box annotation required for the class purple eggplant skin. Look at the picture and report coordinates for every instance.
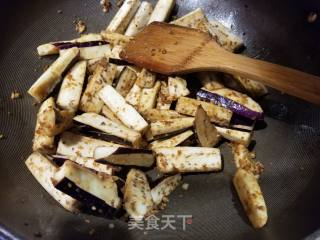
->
[55,178,120,219]
[109,58,133,66]
[53,41,109,50]
[196,89,264,120]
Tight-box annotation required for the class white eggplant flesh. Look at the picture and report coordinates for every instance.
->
[233,169,268,228]
[125,83,142,107]
[168,77,190,100]
[209,88,263,113]
[142,109,183,122]
[56,61,87,112]
[37,33,103,56]
[170,7,209,32]
[101,105,125,126]
[215,126,252,146]
[28,48,79,102]
[136,68,156,88]
[37,43,59,56]
[87,57,104,74]
[101,31,133,47]
[124,169,153,220]
[115,67,138,97]
[197,72,224,91]
[156,81,172,110]
[232,75,268,98]
[148,0,175,23]
[125,1,153,36]
[155,147,222,173]
[25,152,80,212]
[62,45,111,60]
[73,113,142,148]
[53,160,121,209]
[106,0,141,34]
[32,97,55,153]
[80,60,117,113]
[207,19,244,52]
[68,156,114,175]
[33,96,73,142]
[149,130,193,150]
[151,174,181,205]
[99,85,148,133]
[139,81,161,112]
[57,131,123,159]
[231,143,264,178]
[110,45,124,59]
[150,117,194,137]
[175,97,232,127]
[170,8,207,29]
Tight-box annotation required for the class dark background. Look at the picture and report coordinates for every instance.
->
[0,0,320,239]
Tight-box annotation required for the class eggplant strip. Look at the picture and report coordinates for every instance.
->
[142,109,183,122]
[60,44,112,60]
[148,0,175,23]
[106,0,141,34]
[115,66,138,97]
[73,113,142,148]
[215,126,252,146]
[151,174,181,206]
[124,169,153,220]
[175,97,232,127]
[231,143,264,178]
[100,31,133,47]
[80,59,117,113]
[125,83,142,107]
[28,47,79,102]
[53,160,121,211]
[125,1,153,37]
[68,156,114,175]
[102,149,154,167]
[155,147,222,173]
[207,19,244,52]
[136,68,156,88]
[149,130,193,150]
[25,152,80,212]
[156,81,172,110]
[101,105,124,126]
[32,98,56,153]
[37,33,103,56]
[56,61,87,112]
[150,117,194,137]
[139,81,161,112]
[99,85,148,133]
[57,131,123,159]
[194,106,221,147]
[197,72,224,91]
[168,77,190,101]
[233,169,268,228]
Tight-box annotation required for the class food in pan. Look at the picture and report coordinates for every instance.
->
[26,0,268,228]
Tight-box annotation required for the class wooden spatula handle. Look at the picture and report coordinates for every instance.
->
[198,49,320,105]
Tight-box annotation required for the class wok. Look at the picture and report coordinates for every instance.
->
[0,0,320,239]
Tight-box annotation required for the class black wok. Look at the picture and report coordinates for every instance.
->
[0,0,320,239]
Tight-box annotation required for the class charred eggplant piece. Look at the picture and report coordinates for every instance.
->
[194,105,220,147]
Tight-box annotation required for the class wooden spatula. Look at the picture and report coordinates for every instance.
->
[120,22,320,105]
